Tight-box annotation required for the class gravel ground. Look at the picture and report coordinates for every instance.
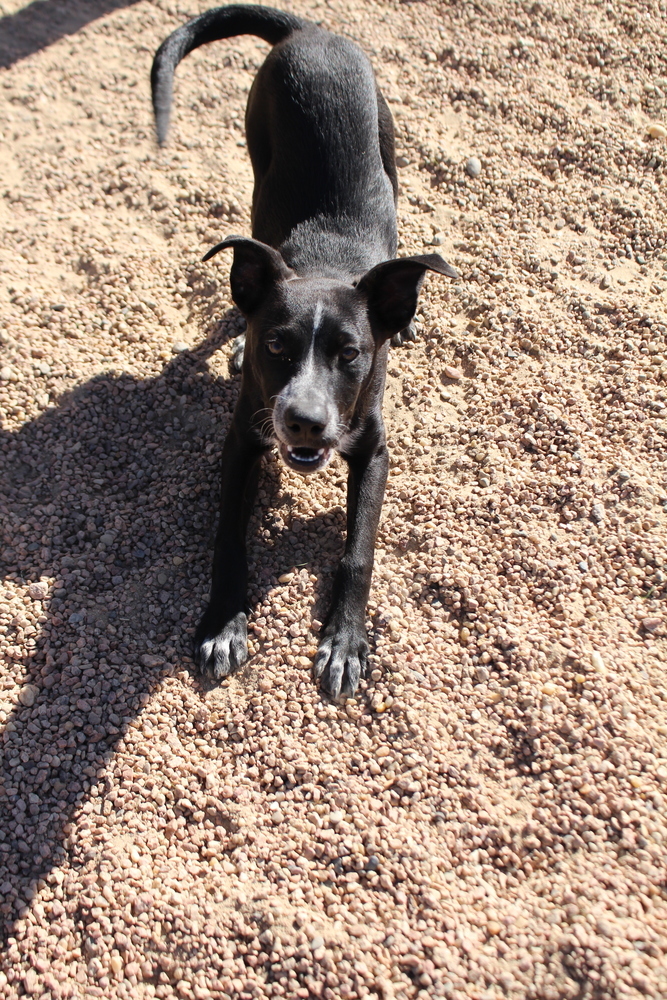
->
[1,0,667,997]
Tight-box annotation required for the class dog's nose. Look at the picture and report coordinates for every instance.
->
[284,402,327,440]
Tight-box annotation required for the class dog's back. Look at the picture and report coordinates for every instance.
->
[151,5,398,278]
[246,28,397,271]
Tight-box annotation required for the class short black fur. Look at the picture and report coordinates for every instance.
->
[151,4,458,697]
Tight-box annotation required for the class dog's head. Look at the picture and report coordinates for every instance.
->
[204,236,457,473]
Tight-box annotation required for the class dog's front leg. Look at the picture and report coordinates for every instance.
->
[314,441,389,698]
[194,413,265,680]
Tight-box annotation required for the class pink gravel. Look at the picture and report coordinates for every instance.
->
[1,1,667,998]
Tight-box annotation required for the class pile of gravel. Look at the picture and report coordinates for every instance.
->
[1,0,666,998]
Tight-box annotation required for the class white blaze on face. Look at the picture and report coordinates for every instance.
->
[312,300,324,345]
[297,298,323,379]
[273,298,335,448]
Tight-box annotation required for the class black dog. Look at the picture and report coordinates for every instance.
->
[151,4,457,697]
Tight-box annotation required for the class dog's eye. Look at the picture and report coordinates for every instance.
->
[340,346,359,362]
[266,339,284,356]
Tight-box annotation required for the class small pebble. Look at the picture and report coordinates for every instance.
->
[171,341,188,353]
[443,365,463,380]
[590,652,605,673]
[140,654,164,668]
[647,123,667,139]
[23,971,39,996]
[642,617,662,633]
[110,956,123,977]
[18,684,39,708]
[465,156,482,177]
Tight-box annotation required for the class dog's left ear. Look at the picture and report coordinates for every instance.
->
[203,235,295,314]
[356,254,458,340]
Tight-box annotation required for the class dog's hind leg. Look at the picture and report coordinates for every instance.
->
[390,320,417,347]
[379,88,417,348]
[377,87,398,203]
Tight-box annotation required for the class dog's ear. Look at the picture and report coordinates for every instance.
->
[203,235,295,314]
[356,254,458,340]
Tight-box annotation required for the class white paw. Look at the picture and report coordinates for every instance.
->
[313,626,367,698]
[195,612,248,679]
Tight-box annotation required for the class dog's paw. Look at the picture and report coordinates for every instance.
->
[231,334,246,372]
[194,611,248,680]
[313,623,368,699]
[390,320,417,347]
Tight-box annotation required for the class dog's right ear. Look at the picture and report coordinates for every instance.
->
[203,235,295,314]
[356,253,458,341]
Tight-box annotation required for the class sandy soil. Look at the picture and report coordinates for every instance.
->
[1,0,667,997]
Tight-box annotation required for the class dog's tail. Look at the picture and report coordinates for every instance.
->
[151,4,308,145]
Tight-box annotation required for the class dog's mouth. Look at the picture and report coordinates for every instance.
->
[279,443,333,474]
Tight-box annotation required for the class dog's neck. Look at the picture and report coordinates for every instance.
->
[279,215,397,283]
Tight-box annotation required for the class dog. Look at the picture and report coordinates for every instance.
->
[151,4,458,697]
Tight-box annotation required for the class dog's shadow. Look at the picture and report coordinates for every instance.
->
[0,319,346,944]
[0,0,141,70]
